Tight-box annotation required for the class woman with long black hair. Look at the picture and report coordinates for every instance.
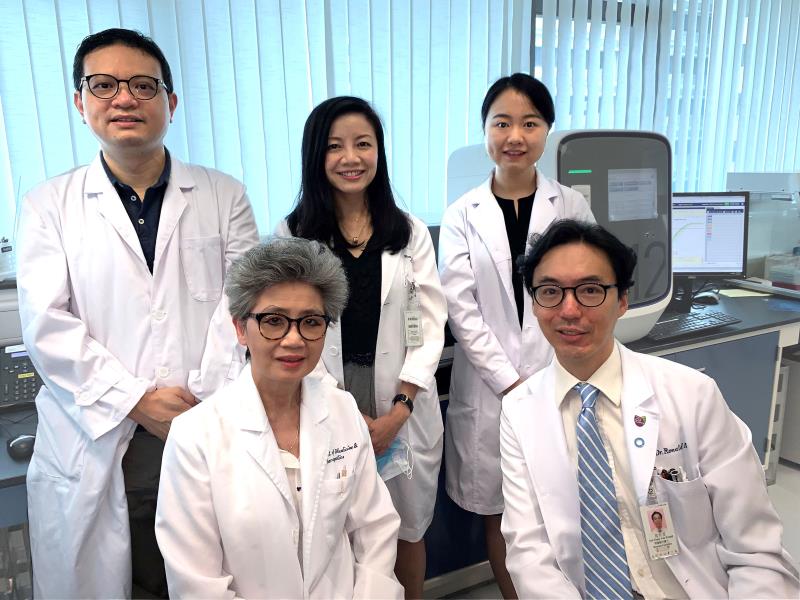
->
[279,96,446,599]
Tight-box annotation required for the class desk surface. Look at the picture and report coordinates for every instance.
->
[628,293,800,354]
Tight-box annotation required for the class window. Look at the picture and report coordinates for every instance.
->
[0,0,534,241]
[531,0,800,192]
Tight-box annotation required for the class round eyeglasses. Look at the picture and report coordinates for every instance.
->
[532,283,618,308]
[80,74,168,100]
[246,312,332,341]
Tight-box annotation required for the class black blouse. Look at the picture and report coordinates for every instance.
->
[495,192,535,326]
[332,232,382,366]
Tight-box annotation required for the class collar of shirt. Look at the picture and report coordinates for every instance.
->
[553,344,622,409]
[100,148,172,193]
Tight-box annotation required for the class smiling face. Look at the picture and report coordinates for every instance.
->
[234,281,326,391]
[74,44,177,158]
[324,113,378,204]
[484,88,549,177]
[532,242,628,381]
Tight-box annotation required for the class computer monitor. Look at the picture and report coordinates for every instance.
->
[671,191,749,311]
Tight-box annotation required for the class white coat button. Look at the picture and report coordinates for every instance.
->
[156,366,170,378]
[130,195,137,202]
[151,309,166,321]
[138,218,145,225]
[329,347,339,356]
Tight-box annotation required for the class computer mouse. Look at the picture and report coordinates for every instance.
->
[7,434,35,461]
[693,291,720,305]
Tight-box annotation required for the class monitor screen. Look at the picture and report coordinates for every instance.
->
[671,192,749,277]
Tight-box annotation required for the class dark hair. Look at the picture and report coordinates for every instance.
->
[519,219,637,296]
[481,73,555,128]
[651,511,663,520]
[73,28,173,93]
[286,96,411,254]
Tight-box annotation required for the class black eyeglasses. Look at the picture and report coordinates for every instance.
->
[532,283,618,308]
[80,74,168,100]
[246,312,331,341]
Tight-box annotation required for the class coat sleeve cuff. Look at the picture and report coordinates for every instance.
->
[488,365,521,396]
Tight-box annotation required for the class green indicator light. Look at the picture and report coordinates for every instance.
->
[568,169,593,174]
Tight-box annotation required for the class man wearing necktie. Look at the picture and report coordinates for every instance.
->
[498,219,798,599]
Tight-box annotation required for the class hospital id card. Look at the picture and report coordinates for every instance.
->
[639,503,679,560]
[404,310,423,347]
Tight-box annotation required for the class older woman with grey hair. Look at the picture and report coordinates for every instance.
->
[155,237,403,599]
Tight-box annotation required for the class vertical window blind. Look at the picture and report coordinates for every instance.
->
[0,0,532,236]
[2,0,797,239]
[532,0,800,193]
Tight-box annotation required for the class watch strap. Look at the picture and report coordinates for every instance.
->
[392,393,414,414]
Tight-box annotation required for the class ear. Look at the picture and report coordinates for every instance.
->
[233,317,248,347]
[617,289,629,318]
[168,92,178,120]
[74,90,85,120]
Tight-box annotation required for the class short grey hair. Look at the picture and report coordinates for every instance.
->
[226,237,349,322]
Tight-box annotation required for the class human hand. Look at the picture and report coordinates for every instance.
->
[128,387,198,440]
[368,403,410,455]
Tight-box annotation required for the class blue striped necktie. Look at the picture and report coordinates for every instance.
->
[575,382,633,600]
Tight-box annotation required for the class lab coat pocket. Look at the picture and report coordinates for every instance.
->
[653,469,717,548]
[29,432,86,481]
[181,235,223,302]
[319,474,355,548]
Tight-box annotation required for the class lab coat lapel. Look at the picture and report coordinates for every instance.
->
[528,170,560,239]
[88,155,147,265]
[236,365,295,508]
[524,367,582,563]
[467,176,515,307]
[381,247,402,307]
[153,158,191,273]
[298,376,332,591]
[619,343,660,503]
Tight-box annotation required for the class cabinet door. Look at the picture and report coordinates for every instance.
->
[662,332,778,463]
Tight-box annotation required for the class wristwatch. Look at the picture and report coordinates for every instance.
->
[392,393,414,414]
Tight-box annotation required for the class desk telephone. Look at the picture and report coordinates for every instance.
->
[0,345,42,411]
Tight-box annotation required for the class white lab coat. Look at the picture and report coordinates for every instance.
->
[277,215,447,542]
[438,170,594,514]
[500,342,800,599]
[16,153,259,599]
[155,364,404,599]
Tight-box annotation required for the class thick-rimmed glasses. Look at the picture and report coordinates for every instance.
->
[246,312,331,341]
[80,74,168,100]
[532,283,618,308]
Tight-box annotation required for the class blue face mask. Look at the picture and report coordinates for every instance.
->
[375,438,413,481]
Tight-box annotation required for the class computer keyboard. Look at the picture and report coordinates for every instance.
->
[647,310,742,341]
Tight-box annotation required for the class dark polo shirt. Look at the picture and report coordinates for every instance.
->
[100,150,171,273]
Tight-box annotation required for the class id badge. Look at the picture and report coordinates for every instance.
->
[639,503,679,560]
[404,310,423,347]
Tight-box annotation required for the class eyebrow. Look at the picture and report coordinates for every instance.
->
[327,134,375,141]
[491,112,543,120]
[533,275,607,285]
[257,306,325,314]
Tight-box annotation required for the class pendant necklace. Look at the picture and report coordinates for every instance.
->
[341,211,369,246]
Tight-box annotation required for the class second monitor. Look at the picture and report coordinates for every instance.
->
[671,191,749,311]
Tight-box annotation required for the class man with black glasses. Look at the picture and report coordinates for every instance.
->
[16,28,258,598]
[499,219,798,599]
